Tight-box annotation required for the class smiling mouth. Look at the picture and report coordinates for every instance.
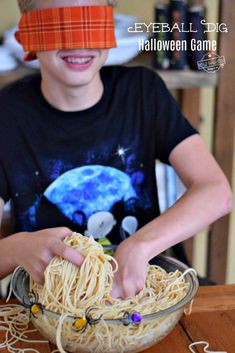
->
[62,56,94,65]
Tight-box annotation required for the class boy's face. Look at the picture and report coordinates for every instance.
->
[35,0,110,88]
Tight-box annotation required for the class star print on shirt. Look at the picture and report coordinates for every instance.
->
[115,145,129,163]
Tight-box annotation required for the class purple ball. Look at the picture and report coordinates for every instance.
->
[131,312,142,323]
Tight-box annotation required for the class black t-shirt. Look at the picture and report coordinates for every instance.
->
[0,66,197,245]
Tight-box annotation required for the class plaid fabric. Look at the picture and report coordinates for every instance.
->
[15,6,117,61]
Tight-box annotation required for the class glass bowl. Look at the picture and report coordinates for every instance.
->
[12,255,198,353]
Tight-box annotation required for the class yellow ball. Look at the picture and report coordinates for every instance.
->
[31,304,41,315]
[74,318,87,330]
[98,237,111,247]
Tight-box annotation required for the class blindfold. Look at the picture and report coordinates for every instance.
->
[15,6,117,61]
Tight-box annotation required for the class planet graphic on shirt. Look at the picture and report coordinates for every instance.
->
[44,165,137,224]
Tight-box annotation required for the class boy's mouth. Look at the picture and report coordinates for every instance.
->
[60,54,95,71]
[62,56,94,65]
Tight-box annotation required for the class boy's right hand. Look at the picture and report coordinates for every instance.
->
[12,227,83,284]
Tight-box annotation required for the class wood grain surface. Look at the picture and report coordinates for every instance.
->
[0,284,235,353]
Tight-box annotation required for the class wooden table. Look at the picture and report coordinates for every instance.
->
[0,284,235,353]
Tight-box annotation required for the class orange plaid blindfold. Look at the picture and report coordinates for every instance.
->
[15,6,117,61]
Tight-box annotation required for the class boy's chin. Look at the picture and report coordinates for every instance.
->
[60,71,99,87]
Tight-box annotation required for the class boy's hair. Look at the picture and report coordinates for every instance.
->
[17,0,118,13]
[17,0,35,12]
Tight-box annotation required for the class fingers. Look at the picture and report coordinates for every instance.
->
[26,265,45,285]
[18,229,82,286]
[48,227,73,240]
[110,283,124,299]
[111,271,145,299]
[50,228,84,266]
[31,271,44,285]
[110,280,137,299]
[54,242,84,267]
[110,287,121,299]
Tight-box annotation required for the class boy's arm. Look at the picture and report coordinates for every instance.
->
[0,197,84,282]
[0,198,4,239]
[111,134,233,299]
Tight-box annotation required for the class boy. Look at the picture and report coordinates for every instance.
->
[0,0,232,299]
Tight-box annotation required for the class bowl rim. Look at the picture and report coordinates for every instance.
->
[12,254,199,325]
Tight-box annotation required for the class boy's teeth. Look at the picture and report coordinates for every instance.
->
[64,57,92,64]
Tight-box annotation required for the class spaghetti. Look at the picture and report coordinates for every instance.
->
[0,304,48,353]
[189,342,227,353]
[0,232,196,353]
[29,232,192,353]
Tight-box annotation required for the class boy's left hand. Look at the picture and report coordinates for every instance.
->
[110,237,149,299]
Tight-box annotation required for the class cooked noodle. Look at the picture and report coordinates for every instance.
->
[0,232,195,353]
[29,233,191,353]
[189,341,227,353]
[0,304,48,353]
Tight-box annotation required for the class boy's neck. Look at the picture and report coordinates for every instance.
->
[40,73,104,112]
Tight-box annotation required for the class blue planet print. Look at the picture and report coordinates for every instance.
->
[44,165,137,223]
